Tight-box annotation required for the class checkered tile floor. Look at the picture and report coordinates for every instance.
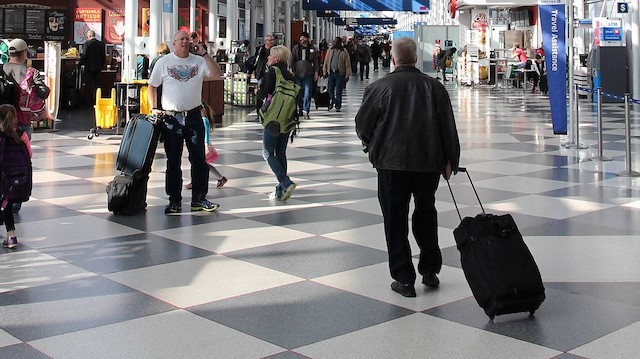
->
[2,67,640,359]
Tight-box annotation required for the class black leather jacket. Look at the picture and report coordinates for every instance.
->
[355,66,460,173]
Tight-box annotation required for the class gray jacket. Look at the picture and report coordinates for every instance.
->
[355,66,460,172]
[290,43,319,78]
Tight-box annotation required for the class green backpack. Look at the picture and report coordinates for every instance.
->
[259,66,301,134]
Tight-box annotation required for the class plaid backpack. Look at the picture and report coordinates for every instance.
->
[0,131,32,209]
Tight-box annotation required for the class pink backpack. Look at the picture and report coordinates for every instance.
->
[17,67,46,125]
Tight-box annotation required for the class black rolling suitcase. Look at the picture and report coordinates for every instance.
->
[314,79,331,109]
[382,56,390,68]
[116,114,161,177]
[447,168,545,320]
[108,114,161,214]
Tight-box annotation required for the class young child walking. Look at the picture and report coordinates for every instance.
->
[0,104,32,249]
[185,102,227,190]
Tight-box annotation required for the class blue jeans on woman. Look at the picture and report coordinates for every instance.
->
[262,127,293,198]
[295,75,314,114]
[327,72,345,110]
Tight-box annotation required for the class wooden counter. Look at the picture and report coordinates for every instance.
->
[202,78,225,125]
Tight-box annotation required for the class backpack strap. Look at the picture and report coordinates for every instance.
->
[272,66,285,88]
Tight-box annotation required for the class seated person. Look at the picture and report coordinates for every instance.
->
[511,43,528,68]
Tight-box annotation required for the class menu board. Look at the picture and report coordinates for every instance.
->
[4,8,25,34]
[26,9,46,38]
[0,10,4,34]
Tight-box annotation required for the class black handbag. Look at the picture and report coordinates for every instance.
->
[32,70,50,100]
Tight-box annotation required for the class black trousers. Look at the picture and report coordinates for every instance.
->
[0,201,15,232]
[163,109,208,204]
[377,169,442,284]
[359,62,369,80]
[84,71,101,107]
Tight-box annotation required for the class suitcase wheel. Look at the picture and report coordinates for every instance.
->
[529,310,536,317]
[488,314,495,321]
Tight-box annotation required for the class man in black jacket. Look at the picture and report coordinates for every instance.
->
[78,30,105,107]
[355,36,460,298]
[254,35,275,85]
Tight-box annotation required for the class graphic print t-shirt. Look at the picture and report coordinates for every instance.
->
[148,53,211,111]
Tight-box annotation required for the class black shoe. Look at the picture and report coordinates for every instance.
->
[391,281,416,297]
[422,272,440,287]
[164,203,182,214]
[328,103,334,110]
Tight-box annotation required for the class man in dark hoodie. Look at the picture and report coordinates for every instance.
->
[289,31,319,119]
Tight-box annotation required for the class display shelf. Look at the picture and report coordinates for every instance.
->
[223,73,257,107]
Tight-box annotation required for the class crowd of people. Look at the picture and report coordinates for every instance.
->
[1,32,463,303]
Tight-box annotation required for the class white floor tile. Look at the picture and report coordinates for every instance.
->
[472,176,572,194]
[18,215,143,249]
[526,235,640,282]
[314,262,472,311]
[295,313,561,359]
[570,321,640,359]
[29,310,283,359]
[0,329,20,348]
[464,161,552,175]
[105,255,304,307]
[0,250,95,293]
[485,195,614,220]
[153,218,313,253]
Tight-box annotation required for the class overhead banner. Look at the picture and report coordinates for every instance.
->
[303,0,429,12]
[539,0,567,134]
[334,18,397,26]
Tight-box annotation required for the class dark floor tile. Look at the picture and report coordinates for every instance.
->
[520,218,634,236]
[225,236,387,279]
[213,152,265,165]
[291,184,378,205]
[294,167,373,183]
[502,154,581,167]
[262,352,312,359]
[11,201,80,225]
[293,153,365,167]
[39,233,214,274]
[31,179,108,199]
[94,204,238,232]
[189,281,413,349]
[0,344,51,359]
[545,282,640,308]
[568,206,640,235]
[520,168,614,183]
[248,202,381,235]
[0,276,175,342]
[57,163,121,178]
[424,287,640,352]
[540,184,640,204]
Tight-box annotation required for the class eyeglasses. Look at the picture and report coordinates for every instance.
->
[266,38,275,42]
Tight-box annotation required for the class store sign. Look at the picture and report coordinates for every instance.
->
[617,2,629,13]
[105,9,125,44]
[539,0,567,134]
[74,8,103,44]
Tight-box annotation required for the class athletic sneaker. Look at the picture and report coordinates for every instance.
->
[164,203,182,214]
[185,183,193,190]
[191,199,220,212]
[2,236,18,249]
[281,183,297,201]
[216,176,228,189]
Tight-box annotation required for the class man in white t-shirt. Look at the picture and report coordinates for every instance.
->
[148,30,222,214]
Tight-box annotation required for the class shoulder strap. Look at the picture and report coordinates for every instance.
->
[273,66,284,85]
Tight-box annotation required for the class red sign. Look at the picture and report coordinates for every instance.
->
[105,9,125,44]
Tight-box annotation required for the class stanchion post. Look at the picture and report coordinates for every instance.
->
[573,84,587,149]
[617,93,640,177]
[589,88,612,161]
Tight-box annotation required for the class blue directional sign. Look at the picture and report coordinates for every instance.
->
[303,0,430,12]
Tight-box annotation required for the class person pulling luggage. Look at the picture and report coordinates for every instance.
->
[355,37,460,298]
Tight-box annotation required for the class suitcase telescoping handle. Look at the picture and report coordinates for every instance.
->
[446,167,486,221]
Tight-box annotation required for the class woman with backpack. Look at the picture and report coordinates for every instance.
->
[257,45,298,201]
[0,104,32,249]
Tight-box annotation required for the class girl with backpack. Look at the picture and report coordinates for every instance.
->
[0,104,32,249]
[185,102,228,190]
[257,45,298,201]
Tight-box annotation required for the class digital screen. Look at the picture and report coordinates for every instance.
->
[26,9,46,35]
[303,0,429,12]
[0,10,4,33]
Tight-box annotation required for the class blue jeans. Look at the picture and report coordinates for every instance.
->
[163,110,208,204]
[296,75,314,114]
[262,127,292,193]
[327,72,345,110]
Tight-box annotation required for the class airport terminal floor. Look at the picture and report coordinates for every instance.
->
[1,66,640,358]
